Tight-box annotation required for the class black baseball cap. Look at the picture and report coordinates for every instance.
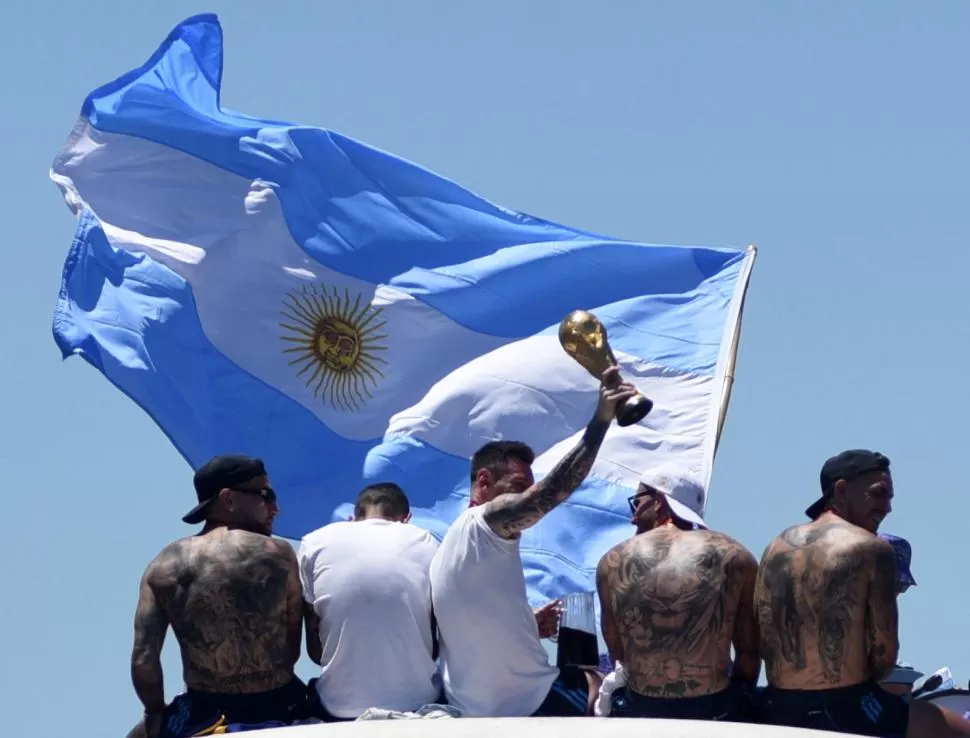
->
[805,449,891,520]
[182,455,267,524]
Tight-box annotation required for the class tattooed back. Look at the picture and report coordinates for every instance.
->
[146,528,301,693]
[755,519,898,689]
[598,528,757,698]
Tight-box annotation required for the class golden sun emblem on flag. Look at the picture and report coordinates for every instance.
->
[279,285,388,411]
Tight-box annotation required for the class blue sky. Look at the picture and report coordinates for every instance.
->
[3,2,969,736]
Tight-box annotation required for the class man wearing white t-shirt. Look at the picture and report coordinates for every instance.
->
[430,366,637,717]
[299,483,441,721]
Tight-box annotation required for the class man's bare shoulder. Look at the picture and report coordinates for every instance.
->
[856,534,895,568]
[644,528,756,568]
[763,519,870,555]
[261,535,298,561]
[693,529,757,565]
[597,535,637,575]
[221,533,298,575]
[609,533,645,558]
[758,521,877,596]
[143,537,194,583]
[600,529,671,566]
[602,528,753,572]
[145,532,295,584]
[201,529,294,556]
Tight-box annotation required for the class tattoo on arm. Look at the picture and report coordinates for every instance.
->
[483,418,610,539]
[131,566,168,714]
[596,550,624,663]
[276,542,303,669]
[731,551,761,684]
[866,541,899,681]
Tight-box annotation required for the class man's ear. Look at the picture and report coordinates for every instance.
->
[832,479,847,505]
[475,468,491,490]
[218,487,233,510]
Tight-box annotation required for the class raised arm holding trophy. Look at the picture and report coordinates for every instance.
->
[430,313,642,718]
[559,310,654,426]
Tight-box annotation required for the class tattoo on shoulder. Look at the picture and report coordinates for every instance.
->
[152,532,298,691]
[599,531,749,697]
[755,524,870,684]
[483,418,610,538]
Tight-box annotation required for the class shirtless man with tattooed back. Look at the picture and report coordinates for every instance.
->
[596,469,760,722]
[757,449,970,737]
[128,456,305,738]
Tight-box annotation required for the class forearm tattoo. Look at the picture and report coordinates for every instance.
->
[484,417,609,538]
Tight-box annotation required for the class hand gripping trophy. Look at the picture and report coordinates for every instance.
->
[558,310,654,426]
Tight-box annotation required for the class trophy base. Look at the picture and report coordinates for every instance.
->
[616,394,653,427]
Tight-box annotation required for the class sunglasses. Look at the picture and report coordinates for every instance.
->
[627,491,650,514]
[626,489,658,515]
[232,485,278,505]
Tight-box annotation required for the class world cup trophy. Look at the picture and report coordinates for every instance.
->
[558,310,653,427]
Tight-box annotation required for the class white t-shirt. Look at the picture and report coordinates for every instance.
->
[430,506,559,717]
[298,519,440,718]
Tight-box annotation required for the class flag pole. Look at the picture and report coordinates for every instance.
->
[714,244,757,456]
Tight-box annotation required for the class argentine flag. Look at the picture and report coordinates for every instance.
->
[51,14,754,604]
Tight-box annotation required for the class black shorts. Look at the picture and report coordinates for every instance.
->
[611,680,756,722]
[533,665,593,717]
[760,681,909,737]
[160,677,307,737]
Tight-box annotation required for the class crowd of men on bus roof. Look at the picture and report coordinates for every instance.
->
[125,367,970,738]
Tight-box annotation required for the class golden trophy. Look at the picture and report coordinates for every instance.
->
[558,310,653,427]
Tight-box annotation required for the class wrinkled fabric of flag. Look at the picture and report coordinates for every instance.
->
[51,14,754,605]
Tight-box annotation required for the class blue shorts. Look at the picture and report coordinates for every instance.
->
[160,677,307,737]
[760,681,909,737]
[533,666,593,717]
[611,680,756,722]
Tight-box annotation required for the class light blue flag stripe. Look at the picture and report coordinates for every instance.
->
[55,211,372,477]
[54,216,631,584]
[52,14,754,605]
[80,13,744,361]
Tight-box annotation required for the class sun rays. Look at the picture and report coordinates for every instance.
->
[279,285,388,411]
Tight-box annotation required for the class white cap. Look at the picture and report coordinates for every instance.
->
[638,469,708,529]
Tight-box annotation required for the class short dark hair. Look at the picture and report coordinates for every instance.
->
[354,482,410,519]
[470,440,535,483]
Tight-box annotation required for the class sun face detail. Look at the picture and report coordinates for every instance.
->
[279,285,388,411]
